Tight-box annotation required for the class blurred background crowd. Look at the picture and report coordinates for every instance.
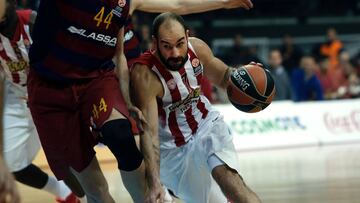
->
[18,0,360,104]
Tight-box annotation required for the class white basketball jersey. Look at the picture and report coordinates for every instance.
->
[135,43,214,149]
[0,10,32,98]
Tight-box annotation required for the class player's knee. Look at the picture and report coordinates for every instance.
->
[13,164,48,188]
[100,119,143,171]
[13,167,28,181]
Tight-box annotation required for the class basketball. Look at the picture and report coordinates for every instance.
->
[227,64,275,113]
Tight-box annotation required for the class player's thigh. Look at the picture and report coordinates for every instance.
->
[81,71,139,134]
[3,106,40,172]
[27,72,95,179]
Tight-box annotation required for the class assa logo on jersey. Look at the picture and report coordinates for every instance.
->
[67,26,117,47]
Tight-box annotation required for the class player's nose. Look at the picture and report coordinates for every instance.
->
[171,48,180,57]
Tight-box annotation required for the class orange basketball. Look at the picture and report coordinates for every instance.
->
[227,64,275,113]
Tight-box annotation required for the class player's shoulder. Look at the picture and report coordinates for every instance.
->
[189,37,206,47]
[131,62,162,97]
[16,9,33,24]
[188,37,213,62]
[131,51,155,69]
[131,52,156,82]
[189,37,210,53]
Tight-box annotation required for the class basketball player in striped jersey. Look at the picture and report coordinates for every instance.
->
[127,0,253,202]
[1,68,20,203]
[1,2,20,203]
[0,0,83,202]
[131,13,262,203]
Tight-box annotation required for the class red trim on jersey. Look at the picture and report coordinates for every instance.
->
[178,66,199,135]
[188,48,203,85]
[157,98,167,127]
[168,111,185,146]
[133,51,186,146]
[17,10,32,25]
[11,73,20,83]
[188,48,209,119]
[0,46,11,61]
[13,10,31,42]
[151,56,186,146]
[185,108,198,134]
[131,51,153,69]
[197,99,208,119]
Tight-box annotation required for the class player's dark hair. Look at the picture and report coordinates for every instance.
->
[152,12,187,38]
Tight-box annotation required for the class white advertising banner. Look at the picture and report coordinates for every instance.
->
[213,99,360,151]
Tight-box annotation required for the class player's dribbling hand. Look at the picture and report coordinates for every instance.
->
[145,181,165,203]
[224,0,254,10]
[128,105,148,131]
[0,158,20,203]
[249,61,264,67]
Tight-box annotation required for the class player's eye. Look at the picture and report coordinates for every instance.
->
[177,42,184,48]
[163,44,171,50]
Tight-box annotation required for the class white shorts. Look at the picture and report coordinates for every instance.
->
[3,84,40,172]
[160,112,241,203]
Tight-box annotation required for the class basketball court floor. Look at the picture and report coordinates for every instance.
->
[19,143,360,203]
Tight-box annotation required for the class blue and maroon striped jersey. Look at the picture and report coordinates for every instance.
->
[29,0,130,82]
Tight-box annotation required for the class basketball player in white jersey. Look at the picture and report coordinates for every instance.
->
[0,1,82,202]
[1,70,20,203]
[129,1,253,202]
[131,12,262,203]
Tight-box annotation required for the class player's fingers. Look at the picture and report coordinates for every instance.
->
[10,188,20,203]
[138,113,148,125]
[240,1,251,10]
[244,0,254,9]
[159,191,165,203]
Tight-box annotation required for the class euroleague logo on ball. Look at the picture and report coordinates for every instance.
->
[118,0,126,7]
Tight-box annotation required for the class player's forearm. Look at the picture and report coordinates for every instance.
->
[0,73,4,154]
[219,66,234,90]
[0,0,5,20]
[140,127,161,187]
[136,0,228,15]
[172,0,225,15]
[116,54,133,108]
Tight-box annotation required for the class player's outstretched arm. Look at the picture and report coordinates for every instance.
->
[0,72,20,203]
[131,0,253,15]
[115,28,131,107]
[190,37,233,89]
[131,64,164,203]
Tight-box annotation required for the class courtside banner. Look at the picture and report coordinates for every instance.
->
[214,99,360,151]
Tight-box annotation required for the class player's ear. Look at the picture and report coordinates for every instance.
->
[186,29,189,38]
